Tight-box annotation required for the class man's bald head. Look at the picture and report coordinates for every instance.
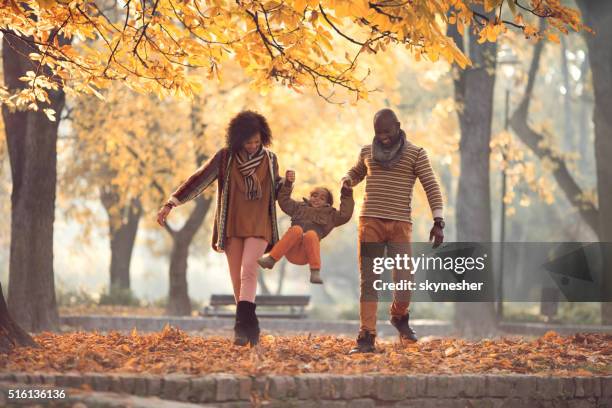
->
[374,108,399,125]
[373,108,401,146]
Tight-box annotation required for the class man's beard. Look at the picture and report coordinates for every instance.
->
[371,129,406,169]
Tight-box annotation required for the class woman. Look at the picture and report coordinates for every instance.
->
[157,110,283,347]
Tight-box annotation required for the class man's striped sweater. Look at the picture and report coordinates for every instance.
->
[345,141,444,223]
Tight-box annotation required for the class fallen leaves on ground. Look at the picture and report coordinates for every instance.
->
[1,327,610,376]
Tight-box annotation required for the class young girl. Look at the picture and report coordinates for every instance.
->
[257,170,354,284]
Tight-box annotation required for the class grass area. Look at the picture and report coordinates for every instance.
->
[59,305,169,317]
[57,286,204,317]
[502,302,602,325]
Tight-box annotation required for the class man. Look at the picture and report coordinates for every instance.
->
[342,108,445,354]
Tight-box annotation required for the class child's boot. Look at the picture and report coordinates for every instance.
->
[310,269,323,284]
[257,255,277,269]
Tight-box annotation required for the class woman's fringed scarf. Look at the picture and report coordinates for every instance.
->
[236,147,266,200]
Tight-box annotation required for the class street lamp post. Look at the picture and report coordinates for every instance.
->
[496,46,520,322]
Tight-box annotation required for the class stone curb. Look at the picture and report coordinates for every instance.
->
[0,381,205,408]
[0,372,610,406]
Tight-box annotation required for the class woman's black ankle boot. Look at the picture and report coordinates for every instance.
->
[234,301,249,346]
[247,302,260,346]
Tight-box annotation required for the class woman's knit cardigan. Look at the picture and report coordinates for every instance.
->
[168,147,282,253]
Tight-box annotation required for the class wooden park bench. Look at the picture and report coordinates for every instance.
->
[200,294,310,319]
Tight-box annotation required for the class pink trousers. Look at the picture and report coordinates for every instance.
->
[225,237,268,303]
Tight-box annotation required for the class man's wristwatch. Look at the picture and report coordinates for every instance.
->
[434,217,445,229]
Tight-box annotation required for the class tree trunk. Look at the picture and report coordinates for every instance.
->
[165,195,212,316]
[576,0,612,324]
[509,39,600,234]
[100,188,143,292]
[110,200,142,290]
[0,283,38,354]
[164,102,213,316]
[168,235,192,315]
[440,164,455,241]
[2,33,64,332]
[448,17,497,336]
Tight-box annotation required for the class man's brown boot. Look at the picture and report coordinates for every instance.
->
[390,313,418,344]
[348,331,376,354]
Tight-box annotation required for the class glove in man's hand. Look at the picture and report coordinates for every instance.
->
[429,218,444,248]
[341,176,352,189]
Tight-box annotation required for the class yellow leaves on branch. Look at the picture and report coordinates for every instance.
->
[478,22,506,44]
[483,0,504,13]
[547,32,560,44]
[0,0,585,110]
[491,129,559,210]
[61,57,400,230]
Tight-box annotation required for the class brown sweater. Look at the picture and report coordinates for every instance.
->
[346,142,443,223]
[225,154,272,242]
[277,182,354,239]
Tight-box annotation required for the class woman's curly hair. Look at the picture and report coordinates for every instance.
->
[226,110,272,153]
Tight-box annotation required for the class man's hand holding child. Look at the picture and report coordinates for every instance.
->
[341,176,352,189]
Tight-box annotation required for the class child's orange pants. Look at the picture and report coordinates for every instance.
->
[269,225,321,269]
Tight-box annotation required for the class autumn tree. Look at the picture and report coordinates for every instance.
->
[509,36,596,223]
[446,4,499,336]
[574,0,612,324]
[65,87,176,299]
[509,1,612,323]
[440,0,583,335]
[163,96,215,316]
[66,83,215,314]
[2,1,585,110]
[2,31,67,333]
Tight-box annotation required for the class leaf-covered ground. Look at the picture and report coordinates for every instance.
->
[2,327,610,376]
